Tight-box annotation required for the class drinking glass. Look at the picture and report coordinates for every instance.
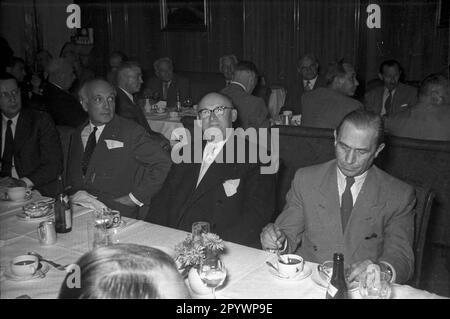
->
[198,256,227,299]
[192,221,210,242]
[87,209,116,250]
[359,270,392,299]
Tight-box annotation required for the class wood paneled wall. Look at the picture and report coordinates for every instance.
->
[77,0,448,88]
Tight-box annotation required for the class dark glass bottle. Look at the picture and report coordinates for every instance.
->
[326,253,348,299]
[54,175,72,233]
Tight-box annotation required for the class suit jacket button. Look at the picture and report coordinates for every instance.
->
[313,245,318,251]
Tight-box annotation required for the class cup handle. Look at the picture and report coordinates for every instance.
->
[318,265,331,280]
[25,189,32,196]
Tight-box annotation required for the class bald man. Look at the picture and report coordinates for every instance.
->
[147,92,276,248]
[66,79,171,218]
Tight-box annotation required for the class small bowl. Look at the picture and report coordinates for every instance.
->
[11,255,39,277]
[169,111,179,118]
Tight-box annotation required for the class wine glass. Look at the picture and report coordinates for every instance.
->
[359,270,392,299]
[198,256,227,299]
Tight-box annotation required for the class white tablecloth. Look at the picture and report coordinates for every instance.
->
[0,206,446,299]
[146,108,197,140]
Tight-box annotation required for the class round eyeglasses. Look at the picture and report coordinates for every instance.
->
[198,106,233,119]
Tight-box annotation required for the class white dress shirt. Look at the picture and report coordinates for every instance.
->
[119,87,134,103]
[81,122,143,207]
[229,81,247,92]
[336,167,368,206]
[303,76,318,90]
[196,134,230,187]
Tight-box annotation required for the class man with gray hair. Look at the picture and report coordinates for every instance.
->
[221,61,270,129]
[283,54,327,115]
[116,61,171,152]
[300,59,363,129]
[42,58,87,127]
[66,78,171,218]
[219,54,238,86]
[143,57,190,108]
[385,73,450,141]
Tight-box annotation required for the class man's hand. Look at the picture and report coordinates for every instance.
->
[260,223,286,251]
[114,195,137,207]
[347,259,373,283]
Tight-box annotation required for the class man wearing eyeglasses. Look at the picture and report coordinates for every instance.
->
[147,92,276,248]
[65,79,171,219]
[0,72,63,196]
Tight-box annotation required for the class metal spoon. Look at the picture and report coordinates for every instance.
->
[27,252,68,271]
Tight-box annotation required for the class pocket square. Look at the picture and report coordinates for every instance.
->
[104,139,124,149]
[223,179,240,197]
[400,104,409,107]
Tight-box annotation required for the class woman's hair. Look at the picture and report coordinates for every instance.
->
[58,243,190,299]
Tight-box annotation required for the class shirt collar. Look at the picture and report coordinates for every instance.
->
[384,87,397,95]
[119,87,134,103]
[49,81,63,90]
[230,81,247,92]
[303,76,318,86]
[88,122,106,133]
[2,112,20,126]
[336,166,369,185]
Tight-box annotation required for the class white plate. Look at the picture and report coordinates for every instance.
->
[268,263,312,281]
[16,210,54,222]
[3,262,50,281]
[311,265,359,291]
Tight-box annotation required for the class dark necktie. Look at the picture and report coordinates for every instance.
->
[162,82,169,100]
[384,90,393,115]
[1,120,14,177]
[304,80,311,91]
[81,126,97,176]
[340,176,355,232]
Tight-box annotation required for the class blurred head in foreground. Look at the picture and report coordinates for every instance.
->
[58,243,190,299]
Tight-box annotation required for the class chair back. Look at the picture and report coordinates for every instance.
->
[408,184,435,288]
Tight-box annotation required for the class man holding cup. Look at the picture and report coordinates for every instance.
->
[260,110,415,284]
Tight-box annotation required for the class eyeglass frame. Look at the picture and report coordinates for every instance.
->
[197,105,234,119]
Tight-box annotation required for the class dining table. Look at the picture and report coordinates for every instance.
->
[145,107,197,141]
[0,204,446,299]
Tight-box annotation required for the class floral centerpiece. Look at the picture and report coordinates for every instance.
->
[174,232,225,275]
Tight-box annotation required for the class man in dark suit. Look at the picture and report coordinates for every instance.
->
[42,58,87,127]
[143,57,190,108]
[364,60,417,116]
[386,74,450,141]
[0,73,63,197]
[221,61,270,130]
[219,54,238,87]
[282,54,327,115]
[147,93,276,248]
[301,60,363,129]
[261,110,415,284]
[66,79,171,218]
[115,62,170,151]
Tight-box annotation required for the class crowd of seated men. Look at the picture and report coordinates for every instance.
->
[1,36,449,295]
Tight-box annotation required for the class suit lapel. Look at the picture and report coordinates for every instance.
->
[345,166,384,259]
[13,111,31,153]
[317,163,343,242]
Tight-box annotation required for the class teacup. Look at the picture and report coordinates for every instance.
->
[277,254,304,277]
[318,260,334,282]
[156,105,166,113]
[7,187,31,201]
[169,111,179,119]
[11,255,39,277]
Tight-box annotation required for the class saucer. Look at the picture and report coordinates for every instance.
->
[16,210,54,222]
[268,264,312,281]
[4,262,50,281]
[311,266,359,291]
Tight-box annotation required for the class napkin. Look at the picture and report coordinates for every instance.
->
[70,190,107,211]
[104,139,124,149]
[223,179,240,197]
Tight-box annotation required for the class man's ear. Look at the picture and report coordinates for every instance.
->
[430,89,442,105]
[231,109,238,122]
[80,100,88,112]
[374,143,385,158]
[333,130,338,146]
